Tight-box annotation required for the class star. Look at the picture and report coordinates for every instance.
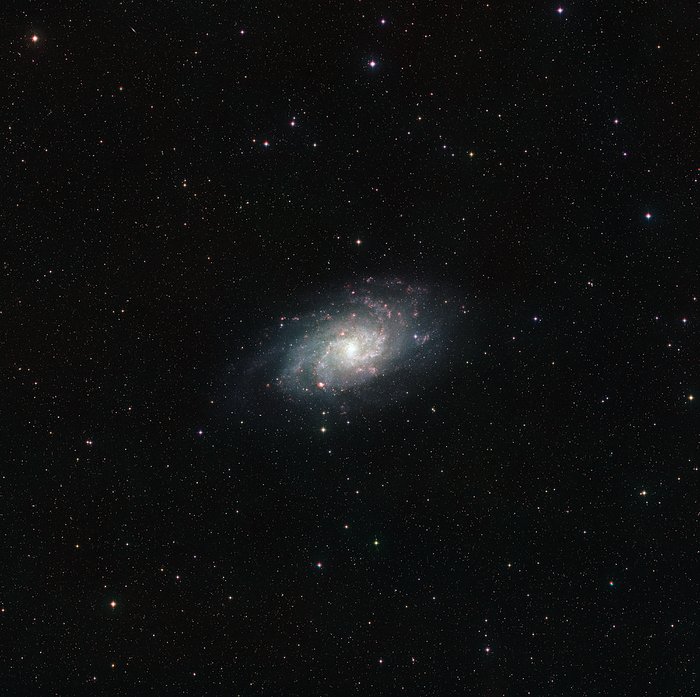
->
[644,212,652,220]
[31,34,39,43]
[110,600,117,608]
[556,7,564,14]
[368,60,377,68]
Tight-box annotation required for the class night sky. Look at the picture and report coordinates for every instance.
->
[4,1,698,695]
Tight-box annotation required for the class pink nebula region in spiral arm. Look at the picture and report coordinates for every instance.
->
[275,278,453,396]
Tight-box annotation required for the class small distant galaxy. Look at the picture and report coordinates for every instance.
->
[262,278,461,403]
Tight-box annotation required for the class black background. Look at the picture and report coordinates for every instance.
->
[3,1,697,695]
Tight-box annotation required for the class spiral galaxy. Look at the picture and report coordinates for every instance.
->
[272,278,457,399]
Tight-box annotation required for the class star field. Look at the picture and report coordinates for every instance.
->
[3,2,698,696]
